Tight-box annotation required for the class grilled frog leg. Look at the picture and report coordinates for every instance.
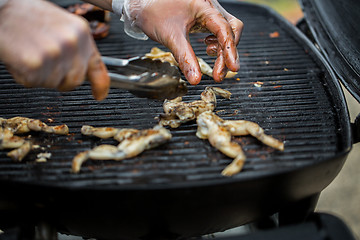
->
[72,145,124,173]
[81,125,139,141]
[1,117,69,162]
[158,86,231,128]
[81,125,119,138]
[0,117,30,134]
[1,126,34,161]
[196,111,284,176]
[7,141,33,162]
[72,151,90,173]
[223,121,284,151]
[0,127,25,150]
[196,112,246,176]
[27,119,69,135]
[72,125,172,173]
[0,117,69,135]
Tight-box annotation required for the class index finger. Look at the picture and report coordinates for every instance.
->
[199,7,240,72]
[87,46,110,100]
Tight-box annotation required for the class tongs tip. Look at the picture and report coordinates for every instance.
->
[103,56,187,100]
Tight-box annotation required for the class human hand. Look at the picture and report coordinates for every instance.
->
[0,0,110,100]
[122,0,243,84]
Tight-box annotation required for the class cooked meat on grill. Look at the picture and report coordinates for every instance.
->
[157,86,231,128]
[223,120,284,151]
[1,125,38,161]
[1,117,69,161]
[0,117,69,135]
[81,125,139,141]
[0,127,25,150]
[72,125,172,173]
[196,111,284,176]
[67,3,110,40]
[145,47,237,78]
[7,141,33,162]
[145,47,176,65]
[36,152,52,163]
[89,21,110,40]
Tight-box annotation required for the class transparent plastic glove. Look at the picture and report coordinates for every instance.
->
[123,0,243,84]
[0,0,110,100]
[122,3,148,40]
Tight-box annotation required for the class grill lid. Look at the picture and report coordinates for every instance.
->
[299,0,360,102]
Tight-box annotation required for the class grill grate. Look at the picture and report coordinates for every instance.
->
[0,2,348,188]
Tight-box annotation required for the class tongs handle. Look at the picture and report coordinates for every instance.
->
[101,56,135,67]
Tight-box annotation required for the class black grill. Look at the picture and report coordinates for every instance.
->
[0,2,348,189]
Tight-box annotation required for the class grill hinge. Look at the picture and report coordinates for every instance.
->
[351,113,360,144]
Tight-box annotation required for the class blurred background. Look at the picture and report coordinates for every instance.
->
[240,0,303,24]
[239,0,360,238]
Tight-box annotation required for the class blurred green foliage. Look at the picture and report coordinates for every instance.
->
[238,0,303,23]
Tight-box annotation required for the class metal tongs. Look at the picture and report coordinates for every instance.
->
[101,56,187,100]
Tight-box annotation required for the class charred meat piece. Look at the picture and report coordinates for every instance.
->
[67,3,110,22]
[7,141,33,162]
[81,125,139,141]
[0,126,36,161]
[196,111,284,176]
[0,117,69,135]
[0,127,25,150]
[89,21,110,40]
[72,125,172,173]
[67,3,110,40]
[157,86,231,128]
[1,117,69,161]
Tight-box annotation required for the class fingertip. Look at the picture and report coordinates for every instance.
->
[228,57,240,72]
[91,72,110,101]
[92,81,109,100]
[213,75,225,83]
[87,56,110,101]
[212,69,227,83]
[212,67,226,82]
[185,70,202,85]
[168,41,202,85]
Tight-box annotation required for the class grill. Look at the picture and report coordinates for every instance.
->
[0,2,348,187]
[0,1,353,240]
